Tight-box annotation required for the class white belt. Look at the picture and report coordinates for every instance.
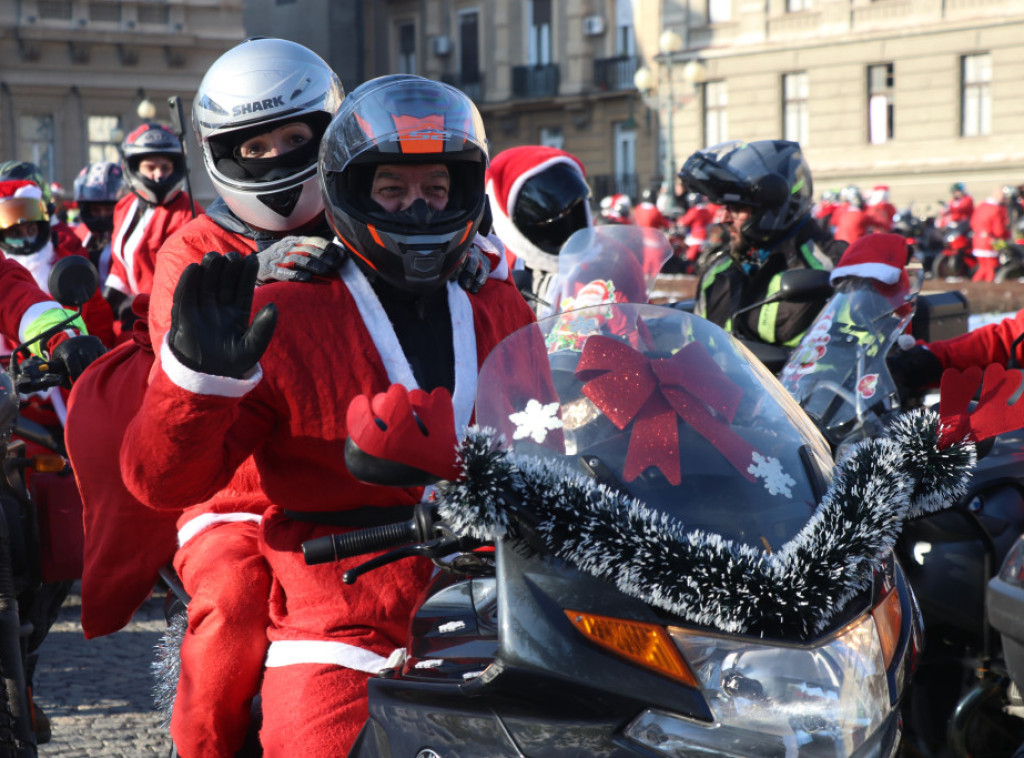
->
[177,512,262,547]
[264,639,403,675]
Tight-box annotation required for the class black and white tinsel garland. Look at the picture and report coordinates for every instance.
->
[436,407,974,639]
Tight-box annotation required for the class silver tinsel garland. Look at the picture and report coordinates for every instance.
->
[437,407,974,639]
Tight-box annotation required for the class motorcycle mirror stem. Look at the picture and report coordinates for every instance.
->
[731,269,832,321]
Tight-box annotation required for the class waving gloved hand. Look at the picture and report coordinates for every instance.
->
[48,335,107,387]
[456,243,492,294]
[168,252,278,379]
[255,236,344,285]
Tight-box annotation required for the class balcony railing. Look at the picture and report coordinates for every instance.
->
[589,174,640,203]
[441,72,484,103]
[512,63,560,99]
[594,55,639,92]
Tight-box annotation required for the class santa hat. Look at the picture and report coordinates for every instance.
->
[868,185,890,206]
[0,180,43,201]
[830,233,910,289]
[486,146,592,274]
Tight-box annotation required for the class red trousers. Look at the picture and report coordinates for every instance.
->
[256,505,434,756]
[171,520,271,758]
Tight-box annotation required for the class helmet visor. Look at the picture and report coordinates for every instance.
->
[321,79,487,174]
[0,197,47,229]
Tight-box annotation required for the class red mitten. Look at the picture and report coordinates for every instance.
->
[938,366,983,447]
[346,384,462,481]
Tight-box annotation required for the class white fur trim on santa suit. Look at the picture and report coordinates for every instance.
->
[829,262,902,285]
[264,639,399,675]
[487,157,593,275]
[159,336,264,398]
[973,248,1000,259]
[18,300,68,343]
[338,255,477,434]
[477,232,509,282]
[4,241,56,292]
[177,511,263,548]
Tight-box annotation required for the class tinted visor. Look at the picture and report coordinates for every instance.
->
[514,163,592,255]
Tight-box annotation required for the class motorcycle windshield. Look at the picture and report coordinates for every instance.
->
[778,277,914,446]
[474,303,833,550]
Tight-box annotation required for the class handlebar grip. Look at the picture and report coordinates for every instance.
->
[302,520,417,566]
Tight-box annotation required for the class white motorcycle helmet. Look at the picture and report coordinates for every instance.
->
[192,37,344,231]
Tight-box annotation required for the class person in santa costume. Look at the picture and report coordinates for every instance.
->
[72,161,124,285]
[866,184,897,233]
[486,145,592,314]
[103,122,201,341]
[120,74,534,756]
[968,185,1010,282]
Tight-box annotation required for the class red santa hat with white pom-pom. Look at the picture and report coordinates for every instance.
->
[0,180,43,201]
[830,232,911,291]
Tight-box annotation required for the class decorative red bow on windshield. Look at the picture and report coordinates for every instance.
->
[574,336,756,485]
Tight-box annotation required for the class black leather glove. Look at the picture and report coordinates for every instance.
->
[168,252,278,379]
[456,244,491,294]
[49,335,107,387]
[255,236,344,285]
[886,344,944,393]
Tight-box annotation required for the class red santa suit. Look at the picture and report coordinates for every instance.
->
[106,191,198,299]
[970,197,1010,282]
[121,256,535,756]
[834,205,870,245]
[947,194,975,225]
[633,201,669,231]
[678,203,713,261]
[486,146,591,312]
[929,309,1024,370]
[866,186,896,233]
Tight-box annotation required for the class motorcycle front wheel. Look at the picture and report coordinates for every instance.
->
[932,253,971,279]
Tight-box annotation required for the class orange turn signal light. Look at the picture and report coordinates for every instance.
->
[871,588,903,669]
[565,610,698,687]
[31,455,67,474]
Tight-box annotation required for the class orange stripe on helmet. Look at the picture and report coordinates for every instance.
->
[393,114,446,154]
[336,234,377,270]
[458,220,473,245]
[367,224,385,247]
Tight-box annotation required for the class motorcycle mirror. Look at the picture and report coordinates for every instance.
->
[47,255,99,309]
[776,268,833,303]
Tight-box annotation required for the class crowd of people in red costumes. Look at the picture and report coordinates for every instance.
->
[2,32,1024,756]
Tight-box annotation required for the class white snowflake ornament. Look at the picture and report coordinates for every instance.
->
[747,452,796,498]
[509,399,563,444]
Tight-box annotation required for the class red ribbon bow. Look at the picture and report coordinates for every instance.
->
[574,336,756,485]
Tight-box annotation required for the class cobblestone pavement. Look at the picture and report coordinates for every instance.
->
[35,582,171,757]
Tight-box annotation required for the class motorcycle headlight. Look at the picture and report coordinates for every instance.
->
[998,536,1024,587]
[624,611,896,757]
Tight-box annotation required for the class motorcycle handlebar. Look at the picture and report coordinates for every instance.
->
[302,518,421,566]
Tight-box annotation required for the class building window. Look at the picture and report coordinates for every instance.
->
[88,2,121,23]
[458,10,480,84]
[87,115,121,164]
[528,0,552,66]
[18,115,55,182]
[398,23,416,74]
[615,0,636,57]
[708,0,732,23]
[961,53,991,137]
[868,63,894,144]
[786,0,812,11]
[539,126,564,149]
[38,1,71,20]
[782,72,809,145]
[704,80,728,146]
[138,2,169,25]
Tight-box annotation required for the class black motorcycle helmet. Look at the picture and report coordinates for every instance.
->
[73,161,125,235]
[678,139,813,247]
[512,162,591,256]
[319,75,489,293]
[121,122,186,206]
